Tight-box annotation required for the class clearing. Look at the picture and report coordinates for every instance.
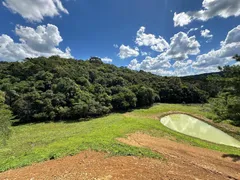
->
[1,133,239,180]
[0,104,240,179]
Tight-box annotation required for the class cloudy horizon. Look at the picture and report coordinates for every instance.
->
[0,0,240,76]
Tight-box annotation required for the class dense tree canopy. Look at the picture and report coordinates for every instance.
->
[0,56,209,123]
[208,55,240,125]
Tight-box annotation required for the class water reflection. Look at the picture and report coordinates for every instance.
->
[161,114,240,148]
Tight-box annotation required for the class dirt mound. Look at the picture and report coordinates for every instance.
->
[1,133,239,180]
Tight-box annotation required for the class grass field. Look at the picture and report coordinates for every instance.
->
[0,104,240,172]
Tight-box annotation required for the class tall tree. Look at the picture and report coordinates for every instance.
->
[0,91,12,145]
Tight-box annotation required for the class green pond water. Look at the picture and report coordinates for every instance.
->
[160,114,240,148]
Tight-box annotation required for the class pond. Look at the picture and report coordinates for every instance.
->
[160,114,240,148]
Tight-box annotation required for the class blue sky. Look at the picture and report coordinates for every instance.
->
[0,0,240,76]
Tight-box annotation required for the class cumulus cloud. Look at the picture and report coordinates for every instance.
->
[126,24,239,76]
[101,57,112,63]
[221,25,240,46]
[174,0,240,26]
[135,27,200,61]
[3,0,69,22]
[193,25,240,71]
[118,45,139,59]
[166,32,200,60]
[173,12,192,27]
[140,54,171,70]
[127,28,202,76]
[126,25,240,76]
[135,26,169,52]
[148,69,175,77]
[173,60,193,68]
[201,29,213,39]
[0,24,72,62]
[15,24,63,53]
[128,57,194,77]
[128,53,171,71]
[128,59,141,70]
[193,43,239,69]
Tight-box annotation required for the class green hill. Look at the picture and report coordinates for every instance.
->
[0,56,209,123]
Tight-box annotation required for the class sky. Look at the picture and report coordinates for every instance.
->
[0,0,240,76]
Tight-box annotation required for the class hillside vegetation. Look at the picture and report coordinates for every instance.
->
[0,56,209,123]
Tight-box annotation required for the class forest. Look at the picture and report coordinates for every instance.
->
[0,55,239,128]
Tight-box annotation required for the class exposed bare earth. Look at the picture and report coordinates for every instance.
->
[1,133,240,180]
[118,133,240,180]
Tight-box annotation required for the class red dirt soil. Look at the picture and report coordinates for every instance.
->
[1,133,240,180]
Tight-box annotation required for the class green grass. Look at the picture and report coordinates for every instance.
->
[0,104,239,172]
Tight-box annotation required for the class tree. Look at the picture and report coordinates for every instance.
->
[112,88,137,110]
[233,54,240,61]
[0,91,12,145]
[131,85,155,107]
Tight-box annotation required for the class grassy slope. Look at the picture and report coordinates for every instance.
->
[0,104,240,172]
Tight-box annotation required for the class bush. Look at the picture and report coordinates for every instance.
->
[210,93,240,125]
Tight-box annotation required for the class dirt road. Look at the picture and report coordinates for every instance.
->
[1,133,239,180]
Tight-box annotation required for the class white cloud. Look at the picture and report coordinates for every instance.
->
[193,25,240,71]
[201,29,213,39]
[113,44,118,48]
[126,24,240,76]
[173,60,193,68]
[148,69,175,77]
[128,57,194,77]
[166,32,200,60]
[222,25,240,46]
[127,29,202,76]
[0,24,72,62]
[3,0,69,22]
[140,54,171,70]
[128,54,171,71]
[193,43,239,69]
[128,59,140,70]
[118,45,139,59]
[135,27,200,61]
[15,24,63,53]
[174,0,240,26]
[187,28,198,35]
[141,51,148,56]
[235,61,240,66]
[173,12,192,27]
[101,57,112,63]
[135,26,169,52]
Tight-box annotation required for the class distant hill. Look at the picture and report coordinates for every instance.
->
[182,72,222,81]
